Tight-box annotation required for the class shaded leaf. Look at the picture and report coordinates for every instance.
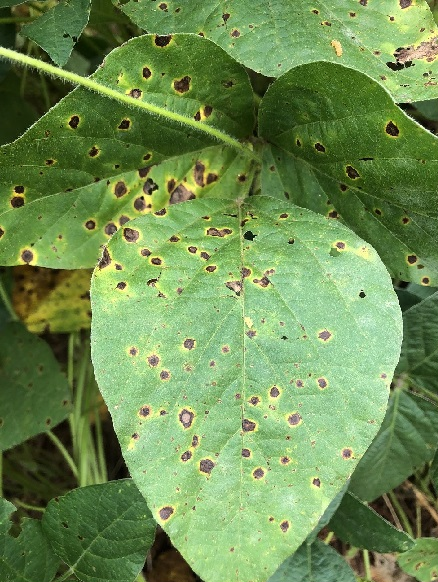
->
[42,480,156,582]
[329,491,414,552]
[13,266,92,333]
[396,291,438,394]
[259,61,438,285]
[349,389,438,502]
[0,321,71,451]
[398,538,438,582]
[91,196,401,582]
[0,500,59,582]
[0,76,39,146]
[116,0,438,102]
[21,0,91,67]
[0,8,15,82]
[0,34,254,268]
[267,538,355,582]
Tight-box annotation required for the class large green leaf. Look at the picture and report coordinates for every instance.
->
[259,61,438,285]
[0,34,254,268]
[21,0,91,67]
[0,321,71,451]
[91,196,402,582]
[396,292,438,394]
[0,500,59,582]
[42,480,155,582]
[115,0,438,102]
[329,491,414,552]
[349,389,438,502]
[398,538,438,582]
[267,539,356,582]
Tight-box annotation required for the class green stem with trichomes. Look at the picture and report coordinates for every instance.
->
[0,46,260,163]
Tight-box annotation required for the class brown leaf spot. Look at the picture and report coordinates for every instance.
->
[399,0,412,7]
[222,345,230,353]
[225,280,242,295]
[155,208,167,216]
[105,222,117,235]
[179,409,194,428]
[142,67,152,79]
[85,220,96,230]
[315,142,326,152]
[317,377,328,389]
[242,419,256,432]
[231,29,240,37]
[280,521,290,532]
[139,405,151,417]
[395,38,438,64]
[134,196,147,211]
[280,456,290,465]
[169,235,180,243]
[181,450,192,462]
[204,105,213,117]
[129,88,142,99]
[194,111,201,121]
[159,2,167,10]
[155,35,172,47]
[115,181,128,198]
[318,329,332,341]
[200,459,215,474]
[141,248,151,257]
[10,196,24,208]
[160,370,170,380]
[407,254,417,264]
[21,249,33,264]
[68,115,80,129]
[98,247,111,269]
[143,178,159,195]
[312,478,321,487]
[342,448,353,459]
[242,448,251,457]
[288,413,302,426]
[170,184,195,204]
[129,347,138,356]
[249,396,260,406]
[123,227,139,242]
[385,121,400,136]
[88,146,99,157]
[116,282,126,290]
[188,246,197,254]
[241,267,251,278]
[191,435,199,447]
[335,241,345,249]
[119,215,130,225]
[270,386,280,398]
[253,468,265,479]
[253,276,270,288]
[207,227,232,237]
[159,506,174,520]
[422,276,430,286]
[200,251,210,260]
[118,119,131,130]
[151,257,162,265]
[147,354,160,367]
[346,165,360,179]
[183,338,195,350]
[206,265,217,272]
[174,75,191,93]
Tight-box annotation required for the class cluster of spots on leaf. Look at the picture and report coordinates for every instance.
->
[207,227,232,237]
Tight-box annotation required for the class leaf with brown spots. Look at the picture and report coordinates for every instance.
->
[91,196,401,582]
[260,61,438,285]
[0,35,253,269]
[117,0,438,101]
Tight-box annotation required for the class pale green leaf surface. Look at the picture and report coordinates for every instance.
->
[349,389,438,502]
[329,491,414,552]
[398,538,438,582]
[259,61,438,285]
[0,322,71,451]
[42,480,155,582]
[0,502,59,582]
[396,291,438,394]
[116,0,438,102]
[91,196,402,582]
[267,538,355,582]
[0,34,254,268]
[21,0,91,67]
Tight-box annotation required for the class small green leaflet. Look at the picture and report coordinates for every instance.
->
[91,195,402,582]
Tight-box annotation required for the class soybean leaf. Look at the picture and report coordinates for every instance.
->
[116,0,438,102]
[396,292,438,394]
[13,266,92,333]
[398,538,438,582]
[42,480,156,582]
[329,491,414,553]
[0,500,59,582]
[21,0,91,67]
[259,61,438,285]
[349,389,438,502]
[91,196,402,582]
[0,321,71,451]
[306,484,348,544]
[0,34,254,269]
[267,538,355,582]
